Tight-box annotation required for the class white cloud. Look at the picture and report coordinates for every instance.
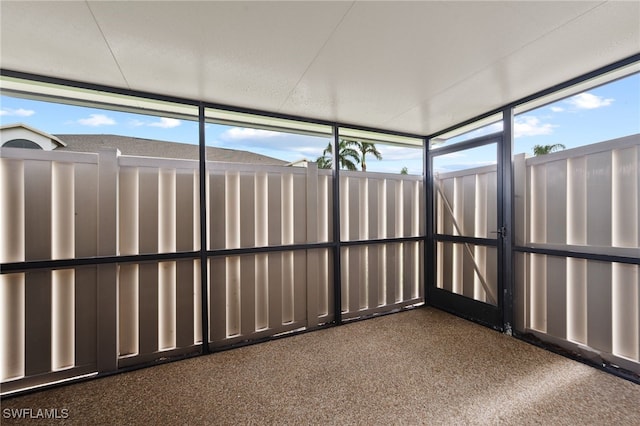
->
[439,151,466,159]
[291,146,324,156]
[128,119,146,127]
[565,92,614,110]
[149,117,181,128]
[222,127,282,140]
[78,114,116,126]
[481,122,504,134]
[0,107,35,117]
[550,106,564,113]
[434,160,496,174]
[514,116,556,137]
[377,145,423,161]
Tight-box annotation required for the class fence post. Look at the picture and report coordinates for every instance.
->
[97,148,119,373]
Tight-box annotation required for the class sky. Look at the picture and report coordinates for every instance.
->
[435,73,640,172]
[1,72,638,175]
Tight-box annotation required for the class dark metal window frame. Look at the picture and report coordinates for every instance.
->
[0,68,428,362]
[1,52,639,394]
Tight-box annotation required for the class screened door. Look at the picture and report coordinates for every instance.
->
[429,134,505,329]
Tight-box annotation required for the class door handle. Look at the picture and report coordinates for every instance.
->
[490,226,506,238]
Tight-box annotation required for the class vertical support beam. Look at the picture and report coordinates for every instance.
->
[307,163,319,327]
[332,125,342,325]
[97,148,118,372]
[513,153,526,332]
[501,107,514,333]
[424,136,433,305]
[198,104,210,353]
[403,180,413,301]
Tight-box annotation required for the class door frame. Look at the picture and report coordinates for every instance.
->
[426,130,511,330]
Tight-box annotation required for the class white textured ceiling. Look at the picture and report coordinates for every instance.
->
[1,1,638,136]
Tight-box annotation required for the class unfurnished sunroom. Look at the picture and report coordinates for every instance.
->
[0,1,639,400]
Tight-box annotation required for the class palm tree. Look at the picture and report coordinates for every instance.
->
[316,155,332,170]
[533,143,566,156]
[354,140,382,171]
[316,139,360,171]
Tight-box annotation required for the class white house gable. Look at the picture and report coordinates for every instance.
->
[0,123,66,150]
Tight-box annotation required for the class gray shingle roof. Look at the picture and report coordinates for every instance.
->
[54,134,286,165]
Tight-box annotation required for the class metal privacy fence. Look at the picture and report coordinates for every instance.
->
[514,134,639,372]
[435,134,639,372]
[0,146,424,394]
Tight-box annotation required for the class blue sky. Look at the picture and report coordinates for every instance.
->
[435,72,640,172]
[1,72,638,174]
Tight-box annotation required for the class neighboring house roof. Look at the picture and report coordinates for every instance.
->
[1,123,66,148]
[54,134,286,165]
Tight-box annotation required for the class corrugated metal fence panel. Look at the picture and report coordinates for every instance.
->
[206,163,335,347]
[117,156,200,367]
[519,136,640,369]
[0,149,100,393]
[339,172,424,319]
[341,172,424,240]
[208,249,333,348]
[207,163,331,250]
[341,242,424,320]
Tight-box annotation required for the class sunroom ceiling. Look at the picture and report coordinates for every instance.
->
[1,1,638,136]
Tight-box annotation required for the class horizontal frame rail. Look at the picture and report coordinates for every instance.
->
[0,251,200,273]
[340,236,425,247]
[434,234,499,247]
[0,237,428,273]
[514,245,640,266]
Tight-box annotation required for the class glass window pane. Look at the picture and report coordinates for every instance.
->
[1,81,199,260]
[204,108,333,250]
[512,71,640,250]
[433,144,498,238]
[336,129,424,242]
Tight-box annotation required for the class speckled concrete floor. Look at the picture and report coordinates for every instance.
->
[2,307,639,425]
